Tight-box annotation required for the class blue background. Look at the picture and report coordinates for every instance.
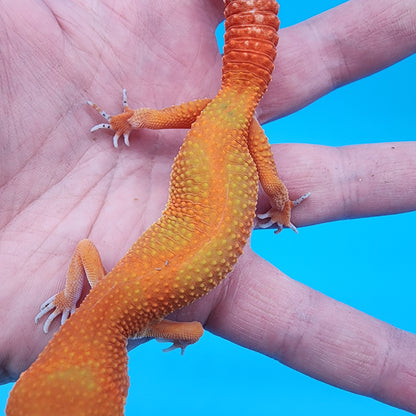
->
[1,0,415,414]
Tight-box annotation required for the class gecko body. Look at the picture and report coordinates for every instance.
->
[6,1,308,414]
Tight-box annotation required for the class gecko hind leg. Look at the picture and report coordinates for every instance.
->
[133,319,204,355]
[248,118,310,234]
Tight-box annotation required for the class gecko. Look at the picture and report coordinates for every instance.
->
[6,1,309,414]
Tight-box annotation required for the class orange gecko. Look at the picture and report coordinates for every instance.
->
[6,1,309,414]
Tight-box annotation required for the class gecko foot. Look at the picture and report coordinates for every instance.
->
[258,192,311,234]
[134,319,204,355]
[88,89,135,148]
[156,339,196,356]
[35,292,77,334]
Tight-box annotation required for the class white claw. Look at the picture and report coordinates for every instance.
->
[113,134,121,148]
[87,100,111,121]
[35,294,77,333]
[257,212,270,220]
[258,219,274,229]
[293,192,311,206]
[34,295,56,324]
[90,123,112,132]
[60,305,76,326]
[123,132,130,147]
[122,88,128,109]
[34,295,60,334]
[287,222,299,234]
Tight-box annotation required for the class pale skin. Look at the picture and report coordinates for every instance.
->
[0,0,416,412]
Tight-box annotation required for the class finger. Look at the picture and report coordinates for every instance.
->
[259,0,416,121]
[255,141,416,228]
[205,250,416,413]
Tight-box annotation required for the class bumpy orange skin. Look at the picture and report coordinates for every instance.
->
[6,1,280,415]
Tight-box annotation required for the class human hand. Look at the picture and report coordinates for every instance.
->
[1,0,415,413]
[0,0,225,382]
